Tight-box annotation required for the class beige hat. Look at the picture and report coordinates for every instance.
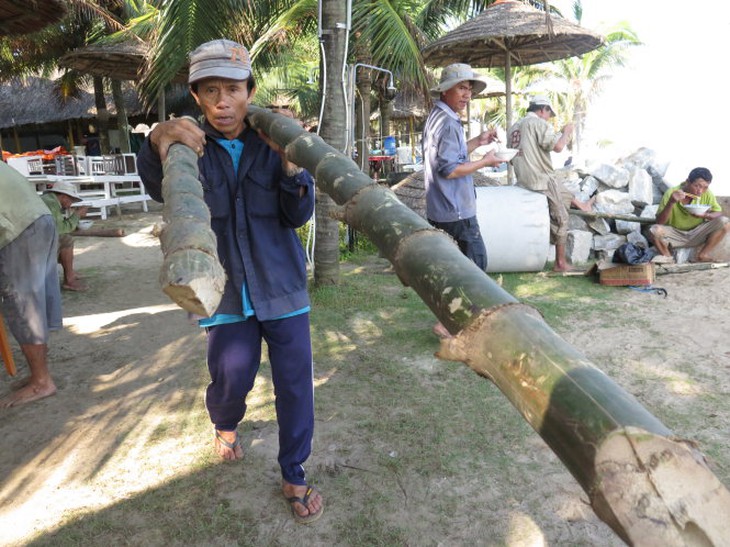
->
[529,95,556,117]
[430,63,488,98]
[47,181,82,202]
[188,39,252,84]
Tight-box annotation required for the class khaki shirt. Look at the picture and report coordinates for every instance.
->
[0,162,51,251]
[508,112,560,192]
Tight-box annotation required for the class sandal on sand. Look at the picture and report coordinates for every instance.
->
[214,430,242,460]
[286,486,324,524]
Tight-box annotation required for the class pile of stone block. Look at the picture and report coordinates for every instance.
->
[557,147,676,265]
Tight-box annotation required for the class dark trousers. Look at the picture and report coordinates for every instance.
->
[429,216,488,271]
[205,313,314,485]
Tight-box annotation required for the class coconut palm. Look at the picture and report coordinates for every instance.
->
[527,2,641,158]
[0,1,150,153]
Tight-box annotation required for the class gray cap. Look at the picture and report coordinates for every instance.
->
[430,63,488,98]
[47,181,82,202]
[188,39,252,84]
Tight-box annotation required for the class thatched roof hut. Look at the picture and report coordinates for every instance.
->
[0,76,144,130]
[0,0,66,36]
[391,90,429,121]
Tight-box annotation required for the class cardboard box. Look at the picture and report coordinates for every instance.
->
[597,263,655,286]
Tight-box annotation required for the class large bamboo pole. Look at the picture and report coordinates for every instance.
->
[241,106,730,544]
[158,143,225,317]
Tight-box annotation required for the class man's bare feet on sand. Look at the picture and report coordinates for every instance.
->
[214,429,244,461]
[553,262,575,273]
[0,379,57,408]
[62,281,87,292]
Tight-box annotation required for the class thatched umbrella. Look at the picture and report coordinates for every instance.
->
[59,41,149,82]
[59,40,189,130]
[421,0,603,131]
[0,0,66,36]
[59,40,188,84]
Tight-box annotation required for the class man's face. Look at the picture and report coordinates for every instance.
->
[535,106,553,121]
[442,81,474,113]
[57,194,75,209]
[687,178,710,195]
[191,78,255,139]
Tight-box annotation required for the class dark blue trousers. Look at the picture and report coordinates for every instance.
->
[205,313,314,485]
[429,216,488,271]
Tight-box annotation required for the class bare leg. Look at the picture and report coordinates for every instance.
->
[0,343,57,407]
[59,246,86,291]
[553,242,570,272]
[649,226,673,257]
[696,224,730,261]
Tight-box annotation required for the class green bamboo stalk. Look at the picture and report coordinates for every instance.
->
[159,143,225,317]
[244,106,730,545]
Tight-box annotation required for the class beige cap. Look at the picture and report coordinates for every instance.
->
[47,181,82,202]
[430,63,488,98]
[530,95,556,117]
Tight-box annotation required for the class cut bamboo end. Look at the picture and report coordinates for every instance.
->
[159,248,226,317]
[592,426,730,546]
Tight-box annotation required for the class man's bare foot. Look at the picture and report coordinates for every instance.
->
[283,481,324,524]
[432,322,452,339]
[214,429,243,461]
[0,380,57,408]
[692,254,715,263]
[62,281,87,292]
[573,196,596,213]
[10,376,32,391]
[553,262,574,272]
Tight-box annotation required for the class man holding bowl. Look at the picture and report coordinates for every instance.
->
[650,167,730,263]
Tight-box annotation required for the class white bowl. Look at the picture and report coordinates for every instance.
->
[495,148,518,162]
[77,220,94,230]
[683,204,710,216]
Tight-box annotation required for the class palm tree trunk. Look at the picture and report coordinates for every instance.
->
[110,80,130,153]
[93,76,110,154]
[246,105,730,546]
[313,0,349,286]
[355,65,372,174]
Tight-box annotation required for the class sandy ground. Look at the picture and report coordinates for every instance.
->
[0,208,728,546]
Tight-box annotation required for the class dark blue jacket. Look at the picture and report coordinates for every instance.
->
[137,121,315,321]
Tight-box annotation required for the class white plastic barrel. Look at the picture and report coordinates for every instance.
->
[475,186,550,272]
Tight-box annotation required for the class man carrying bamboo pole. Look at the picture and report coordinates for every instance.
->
[136,39,322,524]
[0,162,62,407]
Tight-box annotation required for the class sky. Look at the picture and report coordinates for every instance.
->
[550,0,730,195]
